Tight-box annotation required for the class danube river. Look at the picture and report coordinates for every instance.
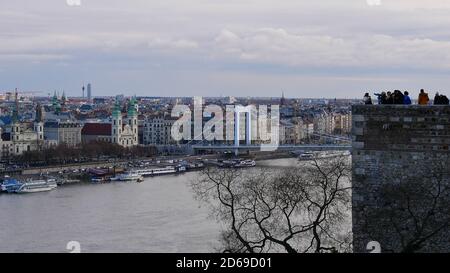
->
[0,171,221,253]
[0,158,346,253]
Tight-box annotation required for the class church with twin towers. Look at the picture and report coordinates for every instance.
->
[111,96,139,147]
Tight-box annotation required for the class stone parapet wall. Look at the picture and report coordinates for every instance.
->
[352,105,450,253]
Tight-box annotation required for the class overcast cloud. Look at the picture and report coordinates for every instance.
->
[2,0,450,98]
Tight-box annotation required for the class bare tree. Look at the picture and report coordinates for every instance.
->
[361,160,450,253]
[192,156,352,253]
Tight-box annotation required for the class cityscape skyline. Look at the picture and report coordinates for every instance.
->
[2,1,450,98]
[1,86,363,100]
[1,1,449,256]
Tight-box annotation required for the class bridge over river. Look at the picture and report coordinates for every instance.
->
[192,144,352,155]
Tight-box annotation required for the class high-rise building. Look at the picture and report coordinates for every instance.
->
[87,83,92,101]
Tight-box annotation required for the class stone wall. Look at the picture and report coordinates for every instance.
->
[352,105,450,253]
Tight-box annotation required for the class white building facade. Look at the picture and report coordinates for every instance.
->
[0,102,45,157]
[143,115,176,145]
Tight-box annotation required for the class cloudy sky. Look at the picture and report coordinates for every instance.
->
[2,0,450,98]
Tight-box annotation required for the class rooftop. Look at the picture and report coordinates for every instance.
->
[81,123,111,136]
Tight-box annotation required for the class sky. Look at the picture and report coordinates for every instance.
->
[2,0,450,98]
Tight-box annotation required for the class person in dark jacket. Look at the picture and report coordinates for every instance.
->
[386,91,394,104]
[434,93,441,105]
[434,93,450,105]
[374,92,387,105]
[442,95,450,105]
[380,92,387,104]
[393,90,404,104]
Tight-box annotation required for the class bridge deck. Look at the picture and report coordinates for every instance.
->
[192,144,352,151]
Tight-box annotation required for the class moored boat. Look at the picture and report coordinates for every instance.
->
[15,179,57,193]
[218,159,256,168]
[1,178,23,193]
[57,179,81,186]
[110,172,144,182]
[133,166,182,177]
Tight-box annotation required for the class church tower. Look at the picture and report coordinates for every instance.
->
[61,91,67,112]
[111,98,122,144]
[52,91,58,108]
[128,97,138,145]
[280,91,286,106]
[11,90,20,142]
[52,91,62,114]
[34,103,44,142]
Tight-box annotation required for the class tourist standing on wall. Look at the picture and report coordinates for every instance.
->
[434,93,441,105]
[374,92,386,105]
[434,92,450,105]
[393,90,404,104]
[386,91,394,104]
[418,89,430,105]
[363,93,373,105]
[403,91,412,105]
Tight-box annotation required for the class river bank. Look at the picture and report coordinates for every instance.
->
[2,151,294,176]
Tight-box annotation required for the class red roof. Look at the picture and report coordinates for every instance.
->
[81,123,111,136]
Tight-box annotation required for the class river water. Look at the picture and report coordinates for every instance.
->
[0,158,346,253]
[0,171,221,253]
